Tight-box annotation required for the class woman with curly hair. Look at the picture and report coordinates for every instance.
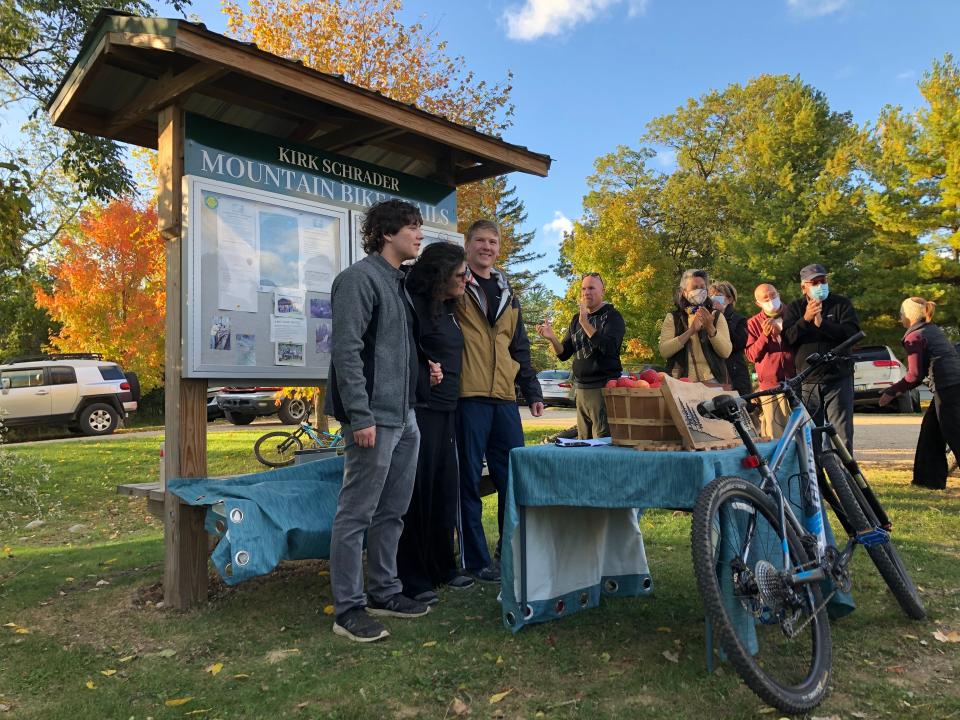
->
[397,242,476,603]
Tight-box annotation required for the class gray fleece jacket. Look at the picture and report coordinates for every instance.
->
[323,253,416,430]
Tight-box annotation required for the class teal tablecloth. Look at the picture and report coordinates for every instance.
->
[501,440,855,633]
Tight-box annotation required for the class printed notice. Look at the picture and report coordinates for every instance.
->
[270,315,307,344]
[215,195,259,313]
[301,215,338,292]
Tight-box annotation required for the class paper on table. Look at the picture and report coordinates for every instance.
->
[216,196,259,313]
[270,315,307,343]
[554,437,613,447]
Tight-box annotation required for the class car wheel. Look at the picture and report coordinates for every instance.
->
[278,397,311,425]
[79,403,119,436]
[224,411,255,425]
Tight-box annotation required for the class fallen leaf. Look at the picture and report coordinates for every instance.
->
[933,630,960,643]
[164,697,193,707]
[850,713,869,719]
[85,680,95,690]
[902,634,918,640]
[422,640,437,648]
[655,626,672,633]
[488,689,512,704]
[147,648,177,658]
[99,669,116,677]
[1,623,17,629]
[265,648,301,663]
[885,665,906,674]
[495,655,504,666]
[662,650,679,663]
[184,710,212,717]
[233,674,250,680]
[205,662,223,676]
[2,546,10,555]
[599,652,611,662]
[14,628,29,635]
[118,655,136,663]
[317,570,329,576]
[450,697,469,716]
[756,709,776,715]
[102,558,118,565]
[323,605,334,616]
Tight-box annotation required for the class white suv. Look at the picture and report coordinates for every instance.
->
[852,345,919,413]
[0,354,139,435]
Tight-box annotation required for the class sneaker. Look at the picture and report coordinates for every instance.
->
[332,607,389,643]
[367,593,430,618]
[412,590,439,606]
[471,565,501,583]
[445,574,476,590]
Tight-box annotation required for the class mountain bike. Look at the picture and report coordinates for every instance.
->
[254,420,344,468]
[691,331,925,714]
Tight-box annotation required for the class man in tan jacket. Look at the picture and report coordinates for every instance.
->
[456,220,543,583]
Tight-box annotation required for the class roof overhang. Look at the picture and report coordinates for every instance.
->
[48,10,551,187]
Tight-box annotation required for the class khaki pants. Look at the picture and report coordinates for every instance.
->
[576,387,610,439]
[759,393,791,439]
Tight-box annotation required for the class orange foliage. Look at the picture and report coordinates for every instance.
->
[35,199,166,392]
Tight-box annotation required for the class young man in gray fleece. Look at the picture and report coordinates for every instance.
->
[324,199,435,642]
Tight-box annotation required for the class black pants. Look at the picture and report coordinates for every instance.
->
[396,407,459,596]
[803,375,855,453]
[912,384,960,489]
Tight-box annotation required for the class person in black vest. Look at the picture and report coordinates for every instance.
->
[659,268,732,386]
[709,280,752,397]
[396,242,477,604]
[782,263,861,452]
[879,297,960,489]
[536,272,626,438]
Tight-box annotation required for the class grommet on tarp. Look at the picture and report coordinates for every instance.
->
[554,600,565,614]
[505,612,516,626]
[603,579,619,593]
[235,550,250,566]
[215,519,226,533]
[523,604,533,619]
[579,592,589,607]
[642,577,653,591]
[229,508,244,524]
[224,563,233,578]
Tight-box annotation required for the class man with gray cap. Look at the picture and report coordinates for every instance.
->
[782,263,861,451]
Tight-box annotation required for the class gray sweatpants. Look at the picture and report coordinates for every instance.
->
[330,409,421,616]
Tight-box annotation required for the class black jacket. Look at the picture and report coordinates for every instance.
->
[556,303,626,389]
[723,305,752,396]
[782,293,861,382]
[409,291,463,412]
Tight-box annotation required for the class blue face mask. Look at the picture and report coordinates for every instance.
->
[809,283,829,302]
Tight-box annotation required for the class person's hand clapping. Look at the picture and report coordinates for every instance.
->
[696,306,714,334]
[535,317,556,341]
[804,299,822,324]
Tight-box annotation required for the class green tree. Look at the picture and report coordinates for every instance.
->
[0,268,57,361]
[517,283,566,373]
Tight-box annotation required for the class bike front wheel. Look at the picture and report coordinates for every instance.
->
[691,476,832,714]
[820,452,925,619]
[254,431,303,467]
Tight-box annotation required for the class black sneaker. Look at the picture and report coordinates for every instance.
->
[367,593,430,618]
[445,574,476,590]
[411,590,439,606]
[332,607,389,643]
[471,565,501,583]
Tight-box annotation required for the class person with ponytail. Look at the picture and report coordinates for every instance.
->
[880,297,960,489]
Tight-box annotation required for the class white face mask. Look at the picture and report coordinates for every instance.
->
[686,288,707,305]
[760,297,781,315]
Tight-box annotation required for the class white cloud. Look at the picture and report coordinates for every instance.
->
[786,0,848,18]
[543,211,574,244]
[503,0,646,42]
[896,69,915,81]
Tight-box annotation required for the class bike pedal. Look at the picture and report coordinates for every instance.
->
[854,528,890,547]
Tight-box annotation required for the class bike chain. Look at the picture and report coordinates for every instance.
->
[785,586,838,639]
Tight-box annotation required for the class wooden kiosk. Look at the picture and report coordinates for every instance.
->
[47,10,551,609]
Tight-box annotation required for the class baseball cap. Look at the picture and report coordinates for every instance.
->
[799,263,828,282]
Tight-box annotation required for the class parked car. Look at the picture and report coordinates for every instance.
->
[207,387,225,422]
[537,369,576,407]
[852,345,920,413]
[0,353,138,435]
[215,387,312,425]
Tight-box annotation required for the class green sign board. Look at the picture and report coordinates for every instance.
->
[184,114,457,228]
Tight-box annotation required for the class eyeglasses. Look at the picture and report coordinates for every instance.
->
[454,269,470,280]
[582,272,603,282]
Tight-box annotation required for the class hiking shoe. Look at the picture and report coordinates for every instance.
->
[367,593,430,618]
[445,574,476,590]
[471,564,501,583]
[412,590,439,606]
[332,607,389,643]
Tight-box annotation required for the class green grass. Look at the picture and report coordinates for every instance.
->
[1,431,959,718]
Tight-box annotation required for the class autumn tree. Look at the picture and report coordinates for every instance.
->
[34,199,166,391]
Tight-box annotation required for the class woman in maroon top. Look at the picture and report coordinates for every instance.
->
[880,297,960,489]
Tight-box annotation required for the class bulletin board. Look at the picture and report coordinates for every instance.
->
[183,175,348,382]
[349,210,464,265]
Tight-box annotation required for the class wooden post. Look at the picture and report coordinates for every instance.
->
[159,105,209,609]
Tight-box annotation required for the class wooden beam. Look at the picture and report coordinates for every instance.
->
[455,162,511,185]
[158,105,208,610]
[106,63,226,136]
[48,32,111,125]
[167,27,551,177]
[311,122,405,152]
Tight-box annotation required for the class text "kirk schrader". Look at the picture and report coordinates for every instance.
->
[278,147,401,192]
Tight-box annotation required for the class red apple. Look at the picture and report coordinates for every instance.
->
[605,379,618,389]
[639,369,659,384]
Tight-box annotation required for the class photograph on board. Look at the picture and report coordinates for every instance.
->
[209,315,231,351]
[275,342,306,366]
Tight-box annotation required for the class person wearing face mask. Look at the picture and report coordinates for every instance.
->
[746,283,796,438]
[659,269,732,386]
[782,263,861,452]
[878,297,960,489]
[708,281,751,397]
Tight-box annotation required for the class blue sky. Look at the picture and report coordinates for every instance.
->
[7,0,959,295]
[180,0,959,294]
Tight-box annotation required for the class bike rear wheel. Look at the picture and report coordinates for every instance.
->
[691,476,832,714]
[254,431,302,467]
[820,452,925,619]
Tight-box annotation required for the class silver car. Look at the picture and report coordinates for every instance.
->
[537,369,576,407]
